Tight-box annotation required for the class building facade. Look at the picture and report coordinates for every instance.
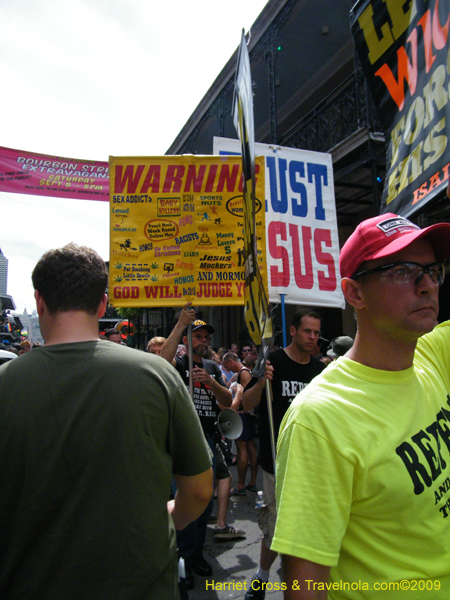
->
[165,0,450,344]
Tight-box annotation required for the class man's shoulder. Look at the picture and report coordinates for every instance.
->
[0,341,94,380]
[0,353,24,377]
[94,340,149,361]
[415,319,450,370]
[268,348,286,363]
[417,320,450,351]
[202,357,220,373]
[2,340,168,372]
[269,348,325,375]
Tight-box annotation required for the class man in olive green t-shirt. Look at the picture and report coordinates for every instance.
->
[0,243,213,600]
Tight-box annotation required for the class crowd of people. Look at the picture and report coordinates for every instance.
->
[0,212,449,599]
[0,338,42,364]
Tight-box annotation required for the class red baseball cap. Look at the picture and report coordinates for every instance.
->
[340,213,450,279]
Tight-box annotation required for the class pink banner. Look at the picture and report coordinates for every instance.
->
[0,146,109,201]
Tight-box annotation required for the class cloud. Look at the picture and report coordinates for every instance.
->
[0,0,268,312]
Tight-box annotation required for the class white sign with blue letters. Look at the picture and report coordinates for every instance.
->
[213,137,344,308]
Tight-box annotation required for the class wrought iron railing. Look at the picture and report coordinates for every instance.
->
[280,70,383,153]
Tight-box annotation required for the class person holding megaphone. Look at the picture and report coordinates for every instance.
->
[161,304,246,590]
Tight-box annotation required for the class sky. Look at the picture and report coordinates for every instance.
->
[0,0,269,313]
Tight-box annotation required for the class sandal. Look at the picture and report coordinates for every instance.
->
[245,484,257,492]
[230,487,246,496]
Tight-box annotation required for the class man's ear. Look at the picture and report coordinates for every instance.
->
[97,294,108,319]
[341,277,365,310]
[34,290,46,317]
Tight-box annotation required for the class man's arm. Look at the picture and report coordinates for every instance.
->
[282,555,331,600]
[168,467,213,530]
[230,383,244,411]
[192,366,232,407]
[242,362,274,412]
[160,303,195,365]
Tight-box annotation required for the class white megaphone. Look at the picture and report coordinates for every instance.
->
[216,409,243,440]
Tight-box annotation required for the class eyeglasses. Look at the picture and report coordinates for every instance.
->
[192,333,211,341]
[352,261,446,287]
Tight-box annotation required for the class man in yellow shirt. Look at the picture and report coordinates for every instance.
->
[273,214,450,599]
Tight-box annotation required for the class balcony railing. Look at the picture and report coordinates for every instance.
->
[280,70,383,154]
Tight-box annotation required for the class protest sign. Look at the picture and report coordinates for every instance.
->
[232,29,274,358]
[351,0,450,217]
[214,137,344,309]
[109,154,266,307]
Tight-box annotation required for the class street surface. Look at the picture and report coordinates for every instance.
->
[188,465,284,600]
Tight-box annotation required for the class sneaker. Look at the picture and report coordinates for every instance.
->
[244,578,266,600]
[208,514,218,524]
[214,524,246,540]
[230,487,246,496]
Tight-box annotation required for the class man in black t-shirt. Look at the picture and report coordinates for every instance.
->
[242,308,326,600]
[174,334,229,439]
[161,304,232,439]
[161,305,244,587]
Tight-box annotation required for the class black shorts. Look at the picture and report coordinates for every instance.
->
[238,412,256,442]
[215,443,231,480]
